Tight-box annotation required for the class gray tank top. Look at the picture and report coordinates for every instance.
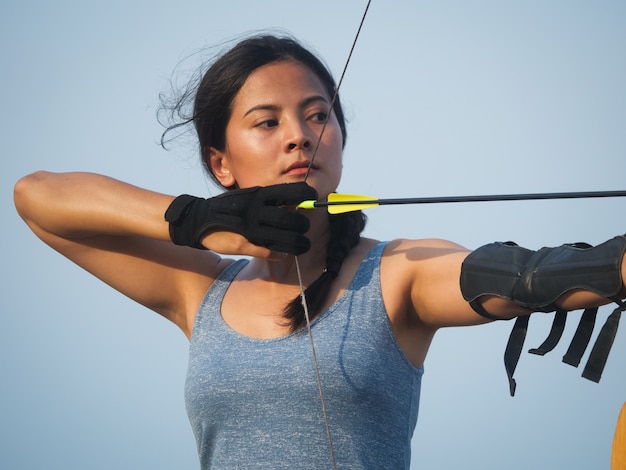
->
[185,242,423,469]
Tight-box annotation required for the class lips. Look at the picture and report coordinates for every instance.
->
[284,161,317,175]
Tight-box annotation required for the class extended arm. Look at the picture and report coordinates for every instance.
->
[398,236,626,394]
[460,236,626,395]
[460,237,626,319]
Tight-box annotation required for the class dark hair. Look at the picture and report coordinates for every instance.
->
[160,34,365,330]
[161,34,347,187]
[283,211,366,331]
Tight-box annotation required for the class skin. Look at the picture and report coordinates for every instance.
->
[13,60,626,370]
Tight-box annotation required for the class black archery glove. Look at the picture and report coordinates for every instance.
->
[164,182,317,255]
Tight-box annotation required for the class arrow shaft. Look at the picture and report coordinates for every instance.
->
[315,190,626,208]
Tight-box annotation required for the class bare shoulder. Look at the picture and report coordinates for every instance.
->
[380,238,477,327]
[387,237,468,250]
[371,238,470,366]
[382,237,469,266]
[379,238,468,292]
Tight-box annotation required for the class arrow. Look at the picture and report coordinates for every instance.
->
[297,190,626,215]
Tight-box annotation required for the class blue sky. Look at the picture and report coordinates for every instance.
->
[2,1,625,468]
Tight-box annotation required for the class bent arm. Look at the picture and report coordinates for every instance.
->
[14,171,222,336]
[14,171,173,241]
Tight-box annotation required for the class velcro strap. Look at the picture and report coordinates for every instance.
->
[504,315,530,396]
[582,299,626,382]
[502,302,623,396]
[528,309,567,356]
[562,308,598,367]
[164,195,208,248]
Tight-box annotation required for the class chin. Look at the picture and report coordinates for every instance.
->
[303,175,339,197]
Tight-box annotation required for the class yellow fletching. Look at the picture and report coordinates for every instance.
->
[327,193,376,202]
[296,200,316,210]
[326,193,379,214]
[297,193,380,214]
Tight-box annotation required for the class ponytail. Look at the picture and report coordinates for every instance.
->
[283,211,367,331]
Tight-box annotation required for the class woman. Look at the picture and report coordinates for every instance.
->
[14,35,626,469]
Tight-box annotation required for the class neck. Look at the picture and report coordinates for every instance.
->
[250,208,330,284]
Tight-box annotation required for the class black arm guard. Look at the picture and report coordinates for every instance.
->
[460,235,626,396]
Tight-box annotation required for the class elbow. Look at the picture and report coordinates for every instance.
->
[14,171,53,222]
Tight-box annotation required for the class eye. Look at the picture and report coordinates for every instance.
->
[256,118,279,128]
[309,111,328,123]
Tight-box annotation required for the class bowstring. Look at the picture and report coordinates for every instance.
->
[304,0,372,181]
[295,1,372,468]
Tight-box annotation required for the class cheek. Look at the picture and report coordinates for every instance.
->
[327,118,344,159]
[327,130,344,171]
[222,133,275,187]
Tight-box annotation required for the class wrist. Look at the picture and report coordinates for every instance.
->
[164,194,209,249]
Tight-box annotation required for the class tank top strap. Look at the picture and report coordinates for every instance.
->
[354,241,387,285]
[191,258,248,337]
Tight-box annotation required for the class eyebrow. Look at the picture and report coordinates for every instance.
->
[244,95,330,117]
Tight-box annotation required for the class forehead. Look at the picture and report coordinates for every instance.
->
[231,60,330,111]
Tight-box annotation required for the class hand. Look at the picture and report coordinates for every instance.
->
[165,183,317,256]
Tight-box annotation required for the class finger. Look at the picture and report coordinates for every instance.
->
[260,183,318,206]
[242,245,289,261]
[251,226,311,255]
[256,206,310,233]
[201,231,293,260]
[269,234,311,255]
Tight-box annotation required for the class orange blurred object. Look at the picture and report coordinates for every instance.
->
[612,402,626,469]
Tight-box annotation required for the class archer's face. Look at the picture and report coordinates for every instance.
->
[209,60,343,199]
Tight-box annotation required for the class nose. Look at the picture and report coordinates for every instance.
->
[288,140,311,151]
[285,119,313,152]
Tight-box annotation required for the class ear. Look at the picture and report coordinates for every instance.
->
[207,147,236,188]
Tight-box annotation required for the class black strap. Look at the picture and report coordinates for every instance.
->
[562,307,598,367]
[502,301,624,395]
[582,299,626,382]
[528,309,567,356]
[504,314,531,396]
